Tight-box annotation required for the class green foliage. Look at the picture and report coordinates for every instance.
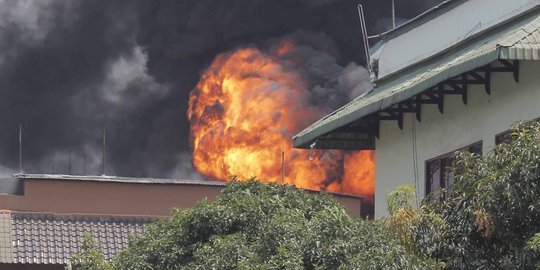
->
[70,235,112,270]
[109,180,439,269]
[74,122,540,269]
[386,184,416,215]
[403,121,540,269]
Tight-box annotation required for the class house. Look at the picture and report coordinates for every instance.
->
[0,174,225,269]
[0,173,362,269]
[293,0,540,217]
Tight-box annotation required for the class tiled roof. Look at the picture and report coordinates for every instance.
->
[0,212,12,263]
[0,211,156,265]
[14,173,226,187]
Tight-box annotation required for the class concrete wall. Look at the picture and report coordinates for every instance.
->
[375,60,540,217]
[0,178,363,217]
[0,180,224,217]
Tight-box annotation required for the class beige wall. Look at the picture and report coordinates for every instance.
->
[375,60,540,217]
[0,179,363,217]
[0,180,223,216]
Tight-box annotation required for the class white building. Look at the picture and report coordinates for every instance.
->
[294,0,540,217]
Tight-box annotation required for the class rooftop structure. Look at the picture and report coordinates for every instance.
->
[0,173,364,268]
[0,212,152,265]
[293,0,540,217]
[294,1,540,150]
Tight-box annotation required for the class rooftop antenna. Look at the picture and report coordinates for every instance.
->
[84,150,87,175]
[357,4,371,72]
[102,129,106,175]
[392,0,396,29]
[68,150,72,174]
[281,144,285,184]
[52,153,56,174]
[18,125,22,174]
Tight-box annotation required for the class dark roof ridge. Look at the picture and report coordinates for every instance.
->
[14,173,226,187]
[8,211,165,221]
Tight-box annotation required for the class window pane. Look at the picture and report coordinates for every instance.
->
[468,142,483,156]
[425,141,482,197]
[496,131,513,145]
[426,160,441,195]
[443,157,454,188]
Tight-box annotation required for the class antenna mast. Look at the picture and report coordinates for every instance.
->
[84,150,87,175]
[392,0,396,28]
[18,125,22,174]
[102,129,106,175]
[357,5,371,72]
[281,145,285,184]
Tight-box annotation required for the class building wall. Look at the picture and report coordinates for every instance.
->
[375,60,540,217]
[0,180,223,217]
[0,179,363,217]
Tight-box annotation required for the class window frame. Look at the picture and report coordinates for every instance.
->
[425,141,483,197]
[495,118,540,145]
[495,129,513,145]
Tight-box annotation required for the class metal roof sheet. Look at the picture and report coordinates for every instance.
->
[294,12,540,149]
[14,173,226,187]
[372,0,539,80]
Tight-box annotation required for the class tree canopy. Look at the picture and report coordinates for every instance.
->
[390,121,540,269]
[72,121,540,269]
[72,180,438,269]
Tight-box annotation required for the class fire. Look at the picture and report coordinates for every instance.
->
[188,41,374,197]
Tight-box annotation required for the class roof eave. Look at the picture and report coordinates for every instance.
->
[294,11,540,151]
[294,131,375,150]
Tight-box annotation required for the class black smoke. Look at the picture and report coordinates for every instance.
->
[0,0,443,178]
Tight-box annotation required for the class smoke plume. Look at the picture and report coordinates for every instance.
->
[0,0,443,178]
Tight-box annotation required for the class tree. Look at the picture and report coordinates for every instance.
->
[107,180,438,269]
[75,122,540,269]
[70,235,111,270]
[393,121,540,269]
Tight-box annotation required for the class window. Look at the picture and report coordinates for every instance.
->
[425,141,482,197]
[495,130,513,145]
[496,118,540,145]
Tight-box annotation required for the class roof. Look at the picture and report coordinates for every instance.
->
[0,211,154,264]
[294,10,540,149]
[14,173,226,187]
[376,0,462,40]
[371,0,539,80]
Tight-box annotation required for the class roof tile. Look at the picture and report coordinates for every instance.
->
[0,212,156,264]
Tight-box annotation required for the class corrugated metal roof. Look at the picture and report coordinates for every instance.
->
[0,211,154,264]
[294,12,540,149]
[14,173,226,187]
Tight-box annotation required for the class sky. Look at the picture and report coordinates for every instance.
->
[0,0,444,178]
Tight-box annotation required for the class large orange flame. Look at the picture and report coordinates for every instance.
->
[188,42,374,198]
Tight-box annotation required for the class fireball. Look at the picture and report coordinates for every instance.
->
[188,41,374,197]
